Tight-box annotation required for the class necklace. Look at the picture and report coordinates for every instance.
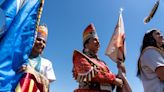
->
[29,56,41,72]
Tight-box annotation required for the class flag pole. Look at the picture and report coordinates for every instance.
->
[120,8,123,15]
[117,8,132,92]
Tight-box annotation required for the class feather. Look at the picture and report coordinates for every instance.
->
[144,0,160,24]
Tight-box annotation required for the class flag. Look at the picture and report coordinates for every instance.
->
[105,9,131,92]
[0,0,43,91]
[105,8,126,63]
[15,73,41,92]
[15,68,49,92]
[144,0,160,24]
[106,9,132,92]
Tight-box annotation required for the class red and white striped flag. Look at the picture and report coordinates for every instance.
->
[15,73,41,92]
[105,8,126,63]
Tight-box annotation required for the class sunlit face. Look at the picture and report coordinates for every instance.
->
[32,37,46,55]
[86,37,100,53]
[152,30,164,47]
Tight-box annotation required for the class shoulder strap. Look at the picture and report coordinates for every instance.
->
[142,46,164,57]
[73,50,99,67]
[73,50,107,72]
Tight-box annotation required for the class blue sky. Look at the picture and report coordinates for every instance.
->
[1,0,164,92]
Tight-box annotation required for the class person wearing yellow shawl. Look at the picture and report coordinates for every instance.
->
[15,25,56,92]
[137,28,164,92]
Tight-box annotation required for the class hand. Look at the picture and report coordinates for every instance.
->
[17,64,27,73]
[113,78,123,88]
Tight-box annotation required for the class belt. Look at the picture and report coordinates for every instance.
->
[79,82,112,91]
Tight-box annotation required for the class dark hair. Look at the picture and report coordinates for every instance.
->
[162,44,164,49]
[137,29,158,77]
[82,38,90,53]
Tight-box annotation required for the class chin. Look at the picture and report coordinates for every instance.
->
[36,50,42,55]
[94,50,98,53]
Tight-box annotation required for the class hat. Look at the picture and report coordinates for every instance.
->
[37,25,48,40]
[83,23,98,44]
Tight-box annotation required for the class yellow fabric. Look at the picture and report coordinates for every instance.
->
[15,83,21,92]
[28,80,34,92]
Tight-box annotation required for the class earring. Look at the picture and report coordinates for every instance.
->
[84,48,89,52]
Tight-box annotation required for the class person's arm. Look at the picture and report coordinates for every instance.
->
[117,61,126,73]
[73,57,96,81]
[46,60,56,82]
[73,51,123,86]
[91,68,116,83]
[73,55,116,83]
[155,66,164,81]
[113,78,123,87]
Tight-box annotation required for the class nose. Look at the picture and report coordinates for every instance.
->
[40,40,45,44]
[39,41,46,47]
[96,40,100,47]
[160,34,163,38]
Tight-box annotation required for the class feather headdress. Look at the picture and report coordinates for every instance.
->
[144,0,160,24]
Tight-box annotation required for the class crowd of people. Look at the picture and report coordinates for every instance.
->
[0,0,164,92]
[72,23,164,92]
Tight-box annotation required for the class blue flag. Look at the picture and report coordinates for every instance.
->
[0,0,42,91]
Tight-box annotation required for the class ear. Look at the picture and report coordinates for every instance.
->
[84,43,88,48]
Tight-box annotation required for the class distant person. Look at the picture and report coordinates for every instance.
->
[72,23,123,92]
[137,28,164,92]
[29,24,56,82]
[15,25,56,92]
